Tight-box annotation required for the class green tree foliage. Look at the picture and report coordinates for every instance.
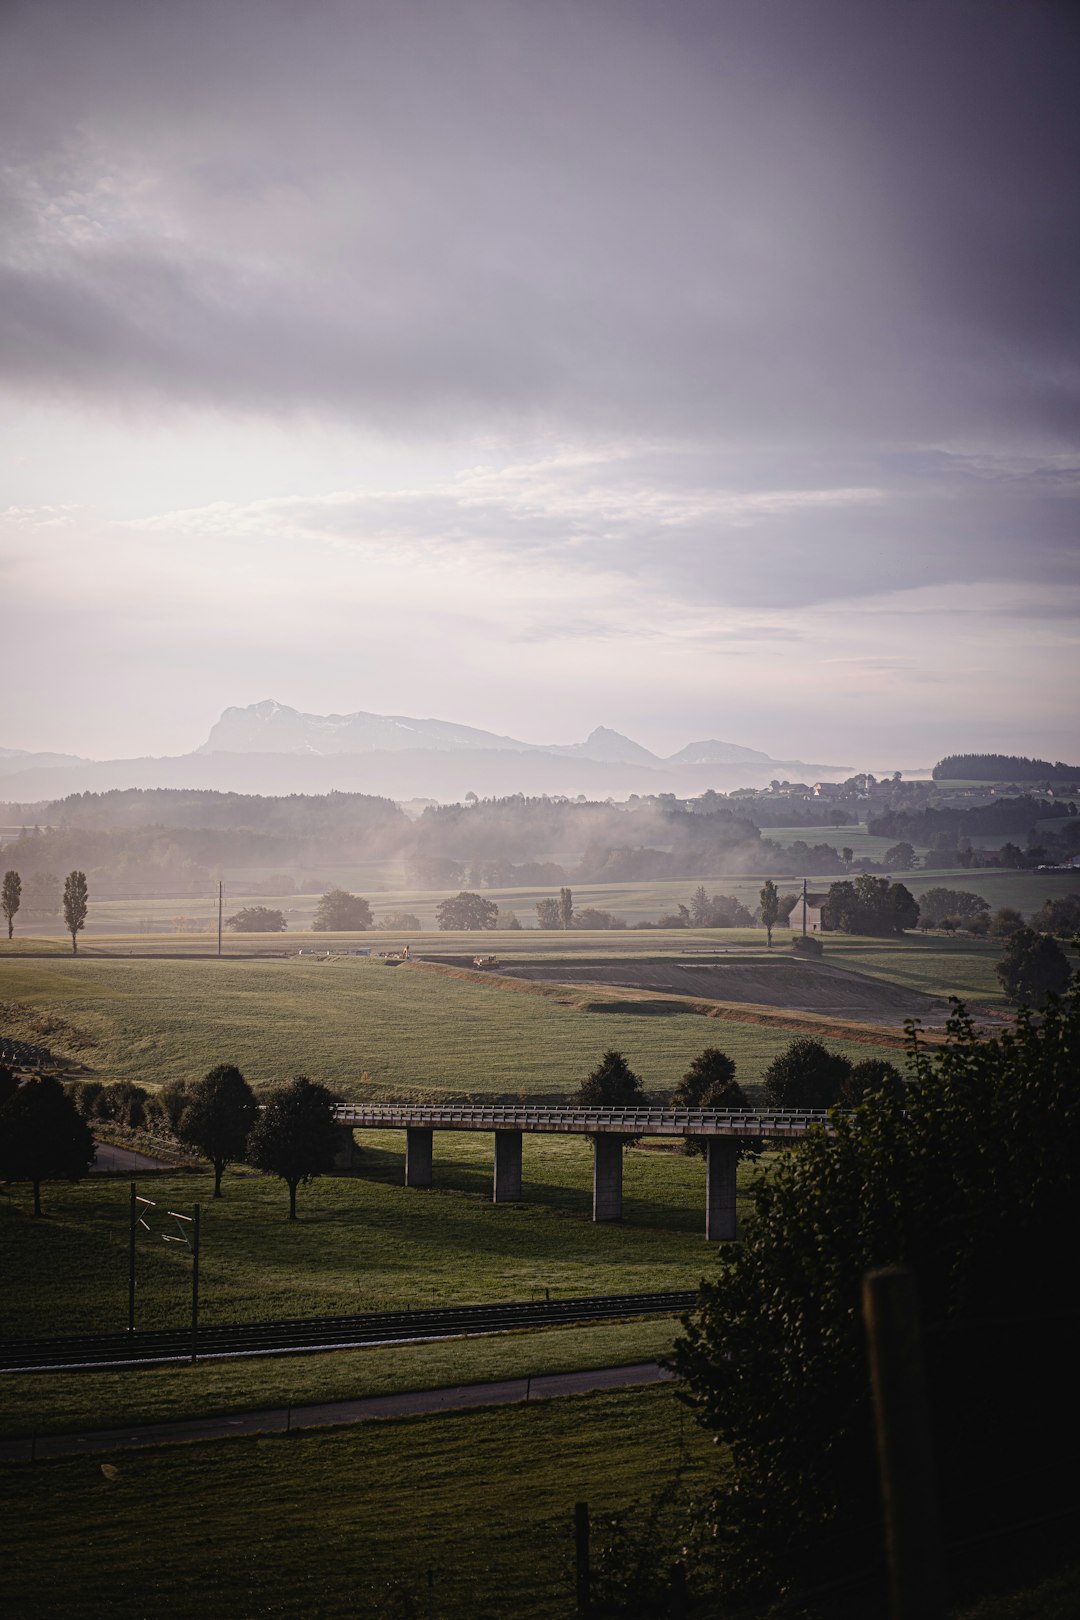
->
[689,885,711,926]
[225,906,287,932]
[1,870,20,939]
[246,1075,341,1219]
[791,932,823,957]
[759,879,780,947]
[558,886,574,929]
[674,1048,759,1162]
[917,887,989,928]
[762,1037,851,1109]
[159,1081,190,1134]
[0,1074,95,1216]
[573,906,625,929]
[62,870,88,955]
[821,874,918,935]
[1032,893,1080,937]
[311,889,373,931]
[673,980,1080,1610]
[434,891,499,930]
[883,840,917,869]
[379,910,421,930]
[995,927,1070,1006]
[839,1056,902,1106]
[989,905,1025,939]
[534,897,560,929]
[177,1064,257,1197]
[570,1050,648,1110]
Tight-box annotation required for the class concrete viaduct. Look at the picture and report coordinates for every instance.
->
[332,1104,832,1240]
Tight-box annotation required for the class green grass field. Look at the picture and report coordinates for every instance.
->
[0,951,910,1097]
[0,1140,743,1339]
[3,1383,717,1620]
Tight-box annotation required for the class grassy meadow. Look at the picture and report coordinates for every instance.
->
[4,1383,718,1620]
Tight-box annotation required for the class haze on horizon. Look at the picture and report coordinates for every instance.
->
[2,0,1078,771]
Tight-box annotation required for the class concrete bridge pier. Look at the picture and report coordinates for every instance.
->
[705,1138,738,1241]
[405,1126,433,1188]
[592,1135,623,1222]
[332,1126,358,1170]
[493,1130,523,1202]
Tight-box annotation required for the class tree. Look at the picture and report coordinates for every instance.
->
[918,887,989,929]
[559,886,574,929]
[435,891,499,930]
[821,874,918,935]
[989,905,1025,939]
[379,910,421,930]
[674,1048,759,1161]
[839,1056,902,1106]
[570,1050,648,1110]
[1032,893,1080,938]
[312,889,373,931]
[1,870,20,939]
[759,880,780,948]
[0,1074,95,1216]
[672,979,1080,1611]
[762,1037,851,1110]
[177,1064,257,1197]
[225,906,287,932]
[689,885,711,926]
[535,897,561,929]
[62,870,88,955]
[996,927,1070,1007]
[883,841,917,870]
[246,1075,341,1219]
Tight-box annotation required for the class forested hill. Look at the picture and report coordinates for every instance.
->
[933,754,1080,783]
[6,787,408,836]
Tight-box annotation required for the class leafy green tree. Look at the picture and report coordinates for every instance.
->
[434,891,499,930]
[1,870,20,939]
[559,886,574,929]
[918,887,989,928]
[0,1074,96,1216]
[62,870,88,955]
[883,841,917,870]
[312,889,373,931]
[225,906,287,932]
[759,880,780,948]
[839,1056,902,1106]
[995,927,1070,1007]
[535,897,561,929]
[673,980,1080,1611]
[674,1048,759,1161]
[1031,894,1080,937]
[821,874,918,935]
[762,1037,851,1110]
[989,906,1025,939]
[689,885,711,926]
[570,1050,648,1110]
[246,1075,341,1219]
[178,1064,257,1197]
[159,1081,190,1135]
[379,910,421,930]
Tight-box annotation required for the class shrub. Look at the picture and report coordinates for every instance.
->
[791,933,823,957]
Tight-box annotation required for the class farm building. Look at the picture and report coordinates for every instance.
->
[790,892,829,933]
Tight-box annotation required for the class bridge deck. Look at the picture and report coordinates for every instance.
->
[333,1104,832,1139]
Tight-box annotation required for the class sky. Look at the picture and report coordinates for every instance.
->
[2,0,1078,769]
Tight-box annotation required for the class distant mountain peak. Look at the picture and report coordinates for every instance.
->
[666,738,773,766]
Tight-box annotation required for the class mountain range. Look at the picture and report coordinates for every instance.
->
[0,700,851,803]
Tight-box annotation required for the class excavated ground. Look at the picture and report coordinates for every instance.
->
[497,958,952,1027]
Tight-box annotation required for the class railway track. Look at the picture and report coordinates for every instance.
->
[0,1289,696,1373]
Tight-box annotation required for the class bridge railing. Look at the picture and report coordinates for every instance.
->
[331,1104,833,1138]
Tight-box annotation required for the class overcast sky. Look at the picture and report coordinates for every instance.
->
[2,0,1078,768]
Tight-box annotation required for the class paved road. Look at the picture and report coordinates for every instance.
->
[0,1362,674,1463]
[91,1142,174,1173]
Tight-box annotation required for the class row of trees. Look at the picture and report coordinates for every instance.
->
[1,868,88,952]
[1,1063,343,1218]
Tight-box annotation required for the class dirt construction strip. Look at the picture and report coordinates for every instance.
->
[0,1362,674,1463]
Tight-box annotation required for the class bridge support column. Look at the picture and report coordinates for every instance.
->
[592,1135,623,1222]
[493,1130,523,1202]
[405,1127,433,1188]
[705,1139,738,1241]
[332,1126,358,1170]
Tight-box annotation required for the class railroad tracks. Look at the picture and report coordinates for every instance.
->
[0,1289,697,1373]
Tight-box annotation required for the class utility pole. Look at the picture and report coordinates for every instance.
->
[802,876,808,937]
[217,880,223,958]
[128,1181,137,1334]
[191,1203,201,1365]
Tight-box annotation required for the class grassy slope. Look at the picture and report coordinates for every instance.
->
[0,953,906,1094]
[3,1383,718,1620]
[0,1140,744,1338]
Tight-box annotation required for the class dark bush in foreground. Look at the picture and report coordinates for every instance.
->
[672,977,1080,1612]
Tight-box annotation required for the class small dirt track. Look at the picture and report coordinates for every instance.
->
[499,959,949,1026]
